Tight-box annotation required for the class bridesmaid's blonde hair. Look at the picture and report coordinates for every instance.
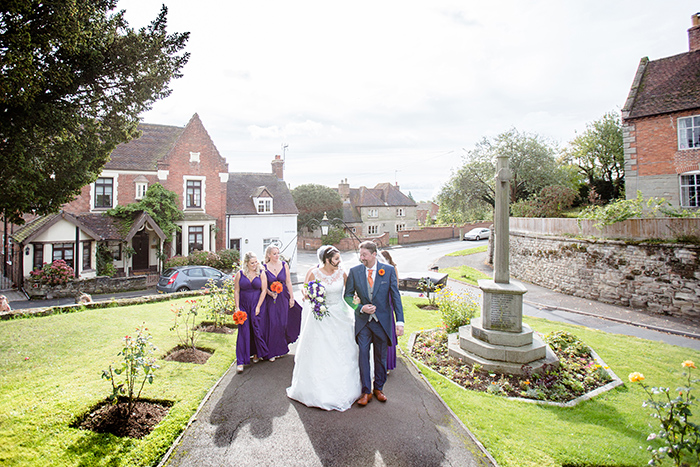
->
[264,245,280,263]
[243,251,261,274]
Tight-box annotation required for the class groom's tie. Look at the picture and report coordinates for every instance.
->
[367,269,377,321]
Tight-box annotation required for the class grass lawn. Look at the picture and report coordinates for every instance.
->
[445,245,488,257]
[398,296,700,467]
[0,297,236,467]
[439,265,492,286]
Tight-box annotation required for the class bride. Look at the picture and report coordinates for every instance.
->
[286,245,361,411]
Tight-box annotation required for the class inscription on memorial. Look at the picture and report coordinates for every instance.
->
[489,294,518,331]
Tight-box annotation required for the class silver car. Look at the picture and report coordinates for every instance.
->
[463,227,491,241]
[156,266,232,293]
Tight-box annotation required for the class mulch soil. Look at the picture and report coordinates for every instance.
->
[74,399,171,439]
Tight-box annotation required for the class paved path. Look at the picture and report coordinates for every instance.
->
[161,346,496,467]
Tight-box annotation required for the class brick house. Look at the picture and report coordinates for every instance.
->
[622,14,700,209]
[337,179,418,238]
[417,201,439,225]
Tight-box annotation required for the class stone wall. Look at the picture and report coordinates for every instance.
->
[26,275,149,300]
[509,232,700,321]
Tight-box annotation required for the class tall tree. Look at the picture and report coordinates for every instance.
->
[0,1,189,224]
[566,111,624,202]
[437,129,566,222]
[291,184,343,231]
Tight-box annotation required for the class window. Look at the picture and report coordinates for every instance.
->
[82,241,92,270]
[95,178,113,208]
[188,226,203,252]
[680,172,700,208]
[186,180,202,208]
[33,244,44,270]
[396,223,406,232]
[263,238,280,251]
[229,238,241,251]
[257,198,272,213]
[368,225,378,235]
[396,208,405,217]
[135,182,148,200]
[52,243,74,270]
[368,209,378,218]
[679,116,700,149]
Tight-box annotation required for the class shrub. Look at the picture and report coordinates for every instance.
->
[187,250,219,267]
[164,255,189,269]
[629,360,700,467]
[96,243,116,277]
[436,287,478,333]
[417,278,440,307]
[101,324,159,419]
[202,277,235,328]
[214,249,240,272]
[170,299,201,350]
[29,260,74,285]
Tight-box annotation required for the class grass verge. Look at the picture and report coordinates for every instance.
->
[439,265,492,286]
[445,245,488,257]
[0,297,236,467]
[398,296,700,467]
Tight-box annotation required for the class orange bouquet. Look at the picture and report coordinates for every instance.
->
[271,281,283,303]
[232,310,247,325]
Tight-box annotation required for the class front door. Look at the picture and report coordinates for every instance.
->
[132,231,149,270]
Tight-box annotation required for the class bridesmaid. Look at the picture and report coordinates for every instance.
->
[380,250,400,373]
[234,251,269,373]
[262,245,295,361]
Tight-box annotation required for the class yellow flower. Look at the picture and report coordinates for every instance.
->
[628,372,645,383]
[682,360,696,369]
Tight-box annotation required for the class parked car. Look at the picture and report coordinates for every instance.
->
[398,271,448,292]
[156,266,232,293]
[463,227,490,241]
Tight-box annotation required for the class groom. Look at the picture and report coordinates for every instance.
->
[345,241,404,406]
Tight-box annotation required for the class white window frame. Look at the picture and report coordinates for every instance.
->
[256,198,273,213]
[135,182,148,200]
[368,209,378,218]
[263,238,281,251]
[396,223,406,232]
[367,225,378,235]
[396,208,405,217]
[678,116,700,149]
[680,171,700,208]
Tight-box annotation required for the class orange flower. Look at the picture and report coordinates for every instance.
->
[378,269,385,276]
[682,360,696,369]
[628,372,645,383]
[233,310,247,325]
[271,281,283,293]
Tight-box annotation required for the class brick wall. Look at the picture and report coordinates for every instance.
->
[396,222,492,245]
[508,232,700,321]
[298,232,391,252]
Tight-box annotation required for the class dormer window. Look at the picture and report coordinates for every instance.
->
[252,186,273,214]
[134,175,149,200]
[257,198,272,213]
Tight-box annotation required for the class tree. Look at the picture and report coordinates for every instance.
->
[437,129,568,222]
[566,111,624,203]
[0,1,190,224]
[291,184,343,230]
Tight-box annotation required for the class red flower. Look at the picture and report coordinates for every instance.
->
[233,310,248,325]
[378,269,385,276]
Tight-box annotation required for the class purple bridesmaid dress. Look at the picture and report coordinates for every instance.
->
[263,263,290,359]
[236,273,268,365]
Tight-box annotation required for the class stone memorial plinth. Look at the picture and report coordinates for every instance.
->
[447,154,559,376]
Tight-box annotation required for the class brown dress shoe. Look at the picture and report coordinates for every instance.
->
[357,393,372,406]
[373,389,387,402]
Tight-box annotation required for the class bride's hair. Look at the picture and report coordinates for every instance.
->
[318,245,339,265]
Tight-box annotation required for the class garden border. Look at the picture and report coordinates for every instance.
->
[408,329,624,408]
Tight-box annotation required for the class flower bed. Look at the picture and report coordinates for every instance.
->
[411,328,622,406]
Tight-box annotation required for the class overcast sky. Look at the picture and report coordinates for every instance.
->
[119,1,697,202]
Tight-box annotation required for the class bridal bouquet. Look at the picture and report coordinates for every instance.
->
[270,281,283,303]
[304,280,329,321]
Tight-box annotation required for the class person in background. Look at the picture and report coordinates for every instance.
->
[379,250,400,373]
[262,245,294,361]
[234,251,268,373]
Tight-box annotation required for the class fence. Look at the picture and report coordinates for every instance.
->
[510,217,700,240]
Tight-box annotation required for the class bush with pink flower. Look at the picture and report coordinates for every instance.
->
[29,260,75,285]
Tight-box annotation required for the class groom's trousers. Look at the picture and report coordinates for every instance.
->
[357,319,388,394]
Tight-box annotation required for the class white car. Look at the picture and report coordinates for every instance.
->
[463,227,490,241]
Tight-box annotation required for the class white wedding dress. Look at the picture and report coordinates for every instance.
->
[286,267,361,411]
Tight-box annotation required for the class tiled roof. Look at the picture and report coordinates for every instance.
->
[342,200,363,224]
[227,173,298,215]
[76,213,124,240]
[11,213,62,243]
[348,183,417,208]
[625,50,700,119]
[105,123,184,171]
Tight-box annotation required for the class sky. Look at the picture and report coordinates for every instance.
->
[118,1,698,202]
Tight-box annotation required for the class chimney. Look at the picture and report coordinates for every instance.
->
[338,178,350,201]
[272,155,284,180]
[689,13,700,52]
